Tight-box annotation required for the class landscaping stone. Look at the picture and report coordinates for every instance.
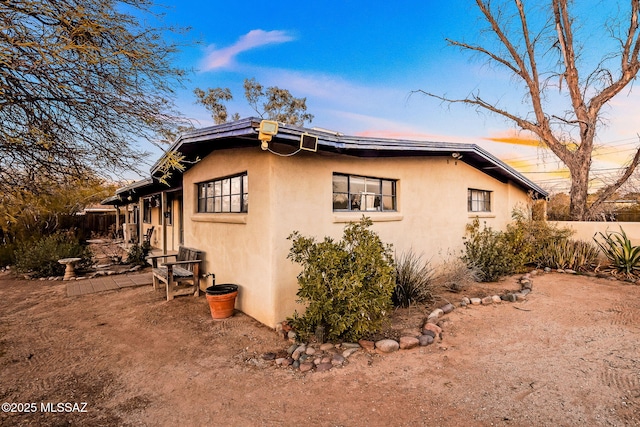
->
[331,354,346,365]
[422,329,436,338]
[342,348,359,358]
[470,297,482,305]
[422,323,442,337]
[287,344,298,355]
[491,295,502,303]
[316,363,333,372]
[375,339,400,353]
[299,362,314,373]
[358,339,375,351]
[430,308,444,318]
[342,342,361,349]
[399,336,419,350]
[305,347,316,356]
[481,296,494,305]
[320,343,335,351]
[418,335,434,346]
[441,303,455,314]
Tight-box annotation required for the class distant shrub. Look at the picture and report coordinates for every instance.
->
[538,239,599,271]
[0,244,16,267]
[393,249,436,308]
[287,217,396,342]
[434,255,480,293]
[126,241,151,266]
[14,232,93,278]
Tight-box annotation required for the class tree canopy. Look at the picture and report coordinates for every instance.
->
[419,0,640,220]
[0,0,188,192]
[195,78,314,126]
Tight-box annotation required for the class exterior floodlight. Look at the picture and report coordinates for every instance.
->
[258,120,279,150]
[300,133,318,152]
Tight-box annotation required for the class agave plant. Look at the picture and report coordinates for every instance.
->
[540,239,599,271]
[593,227,640,275]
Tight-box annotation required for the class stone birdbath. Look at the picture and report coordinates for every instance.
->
[58,257,82,281]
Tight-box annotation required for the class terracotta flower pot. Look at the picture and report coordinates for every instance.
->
[205,284,238,320]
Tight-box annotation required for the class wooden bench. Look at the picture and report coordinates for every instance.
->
[148,246,202,301]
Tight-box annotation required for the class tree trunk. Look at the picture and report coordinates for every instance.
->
[567,156,590,221]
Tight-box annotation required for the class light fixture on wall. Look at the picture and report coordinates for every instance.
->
[258,120,279,150]
[451,152,463,160]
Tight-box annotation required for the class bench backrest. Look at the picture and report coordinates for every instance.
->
[177,246,202,273]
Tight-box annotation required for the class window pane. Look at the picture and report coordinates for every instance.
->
[214,181,222,197]
[231,195,241,212]
[350,176,365,194]
[206,183,214,198]
[199,184,206,198]
[362,193,376,211]
[231,176,241,195]
[382,195,395,211]
[214,196,221,212]
[222,196,230,212]
[333,175,348,193]
[206,198,214,212]
[382,180,393,196]
[333,193,348,210]
[242,194,248,212]
[198,198,205,212]
[222,178,230,196]
[350,194,362,211]
[243,174,248,193]
[365,178,381,194]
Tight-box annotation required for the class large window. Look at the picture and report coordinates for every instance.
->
[197,173,248,213]
[333,173,396,212]
[468,189,491,212]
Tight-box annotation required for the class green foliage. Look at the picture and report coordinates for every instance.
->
[462,218,514,282]
[287,217,396,342]
[0,244,16,267]
[463,209,573,282]
[126,242,152,266]
[538,239,599,271]
[393,250,435,308]
[14,232,93,278]
[594,227,640,275]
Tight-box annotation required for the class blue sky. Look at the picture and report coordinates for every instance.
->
[145,1,640,194]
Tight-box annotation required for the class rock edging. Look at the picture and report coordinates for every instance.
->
[267,272,536,373]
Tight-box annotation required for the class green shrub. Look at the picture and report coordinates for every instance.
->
[539,239,599,271]
[287,217,396,342]
[463,209,574,282]
[393,250,435,308]
[594,226,640,275]
[126,241,152,266]
[462,218,515,282]
[14,232,93,278]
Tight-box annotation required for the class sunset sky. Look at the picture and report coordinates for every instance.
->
[146,1,640,194]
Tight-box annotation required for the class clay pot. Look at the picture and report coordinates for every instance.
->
[205,284,238,320]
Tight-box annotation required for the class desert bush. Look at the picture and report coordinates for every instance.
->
[538,239,600,271]
[0,243,15,267]
[287,217,396,342]
[434,255,480,293]
[126,241,152,266]
[14,232,93,278]
[392,249,435,308]
[463,210,573,282]
[462,218,515,282]
[594,226,640,275]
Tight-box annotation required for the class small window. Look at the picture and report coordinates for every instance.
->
[333,173,396,212]
[197,173,248,213]
[468,189,491,212]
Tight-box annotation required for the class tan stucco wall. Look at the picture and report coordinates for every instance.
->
[183,146,533,328]
[142,196,181,252]
[552,221,640,246]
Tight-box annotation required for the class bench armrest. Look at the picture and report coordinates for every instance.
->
[162,259,202,267]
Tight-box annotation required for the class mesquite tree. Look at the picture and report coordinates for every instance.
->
[418,0,640,220]
[0,0,189,191]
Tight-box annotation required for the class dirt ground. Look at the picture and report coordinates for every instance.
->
[0,270,639,427]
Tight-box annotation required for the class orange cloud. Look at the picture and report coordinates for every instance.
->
[484,130,541,147]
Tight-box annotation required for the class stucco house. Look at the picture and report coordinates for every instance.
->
[105,117,547,327]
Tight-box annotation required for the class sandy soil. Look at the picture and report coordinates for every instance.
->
[0,270,639,426]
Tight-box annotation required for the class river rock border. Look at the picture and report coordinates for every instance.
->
[267,272,537,373]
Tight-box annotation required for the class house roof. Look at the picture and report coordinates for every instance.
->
[150,117,547,198]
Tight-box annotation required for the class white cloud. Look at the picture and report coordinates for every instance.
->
[200,30,294,71]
